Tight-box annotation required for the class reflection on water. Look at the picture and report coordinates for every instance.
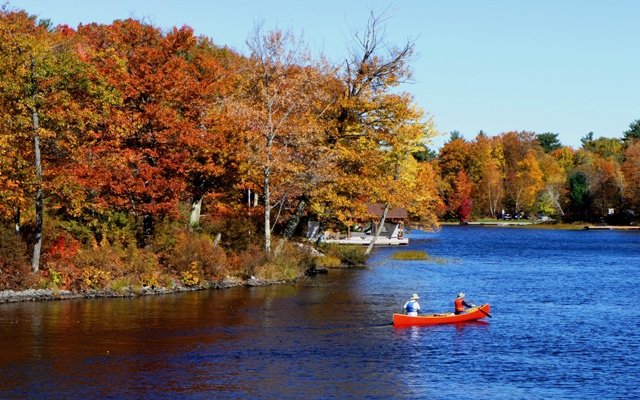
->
[1,227,640,399]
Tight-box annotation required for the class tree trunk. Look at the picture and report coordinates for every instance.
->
[189,195,203,228]
[142,213,154,248]
[365,203,390,256]
[14,207,20,237]
[31,107,43,273]
[264,170,271,254]
[274,195,308,256]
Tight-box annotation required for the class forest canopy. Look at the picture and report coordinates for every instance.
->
[0,5,638,293]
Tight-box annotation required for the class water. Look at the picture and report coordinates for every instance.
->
[1,226,639,399]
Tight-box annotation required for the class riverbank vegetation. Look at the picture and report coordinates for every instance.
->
[1,4,640,295]
[0,5,439,292]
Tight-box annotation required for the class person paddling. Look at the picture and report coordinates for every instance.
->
[454,292,475,315]
[403,294,421,316]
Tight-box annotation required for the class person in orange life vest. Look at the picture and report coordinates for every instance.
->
[454,292,475,315]
[403,294,421,316]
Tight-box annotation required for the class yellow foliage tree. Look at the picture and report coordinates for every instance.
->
[318,11,440,254]
[514,150,544,214]
[236,23,336,254]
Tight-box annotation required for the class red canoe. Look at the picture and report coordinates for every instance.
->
[393,304,491,326]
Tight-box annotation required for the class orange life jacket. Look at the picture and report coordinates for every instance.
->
[454,298,465,313]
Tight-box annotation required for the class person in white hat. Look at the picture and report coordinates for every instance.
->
[403,293,421,316]
[454,292,476,315]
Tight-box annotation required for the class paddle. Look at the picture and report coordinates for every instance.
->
[474,303,492,318]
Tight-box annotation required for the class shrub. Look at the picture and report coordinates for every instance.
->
[226,244,268,278]
[110,277,130,294]
[129,250,162,287]
[314,255,342,268]
[82,266,113,290]
[200,216,262,253]
[252,242,309,280]
[0,226,31,290]
[321,244,368,266]
[166,230,228,281]
[0,263,37,291]
[73,244,126,277]
[41,233,83,290]
[72,242,155,289]
[179,261,201,286]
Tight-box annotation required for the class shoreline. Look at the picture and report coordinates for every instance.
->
[440,221,639,230]
[0,276,302,305]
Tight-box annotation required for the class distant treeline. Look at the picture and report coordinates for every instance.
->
[432,128,640,224]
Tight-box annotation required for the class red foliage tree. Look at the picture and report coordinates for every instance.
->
[75,20,222,246]
[458,198,473,222]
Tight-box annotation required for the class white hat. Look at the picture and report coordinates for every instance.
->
[457,292,465,298]
[411,293,420,300]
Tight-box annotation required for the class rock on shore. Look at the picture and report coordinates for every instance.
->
[0,277,294,304]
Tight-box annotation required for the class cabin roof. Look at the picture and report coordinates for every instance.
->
[366,203,408,219]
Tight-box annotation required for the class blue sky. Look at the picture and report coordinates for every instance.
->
[13,0,640,150]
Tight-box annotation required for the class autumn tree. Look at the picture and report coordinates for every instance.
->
[449,170,473,222]
[321,10,439,254]
[511,150,544,215]
[437,138,469,182]
[467,133,504,218]
[436,138,469,218]
[590,157,624,220]
[75,20,212,247]
[235,23,335,254]
[406,160,443,228]
[481,159,504,218]
[622,141,640,214]
[538,154,567,216]
[175,37,242,229]
[499,131,539,213]
[551,146,576,173]
[0,7,107,271]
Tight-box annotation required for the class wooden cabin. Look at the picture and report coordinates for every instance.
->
[307,204,409,246]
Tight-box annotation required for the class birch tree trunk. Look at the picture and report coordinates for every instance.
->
[264,167,272,254]
[31,106,43,273]
[274,195,308,256]
[189,195,203,228]
[14,207,20,237]
[365,203,390,256]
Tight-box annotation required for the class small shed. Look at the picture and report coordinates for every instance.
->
[309,203,409,245]
[360,203,408,240]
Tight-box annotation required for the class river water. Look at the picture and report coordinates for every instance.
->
[1,226,639,399]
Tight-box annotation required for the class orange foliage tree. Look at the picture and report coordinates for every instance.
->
[436,138,470,219]
[0,7,109,271]
[74,20,222,247]
[623,141,640,213]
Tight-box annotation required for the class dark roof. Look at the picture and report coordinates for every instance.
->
[366,203,408,219]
